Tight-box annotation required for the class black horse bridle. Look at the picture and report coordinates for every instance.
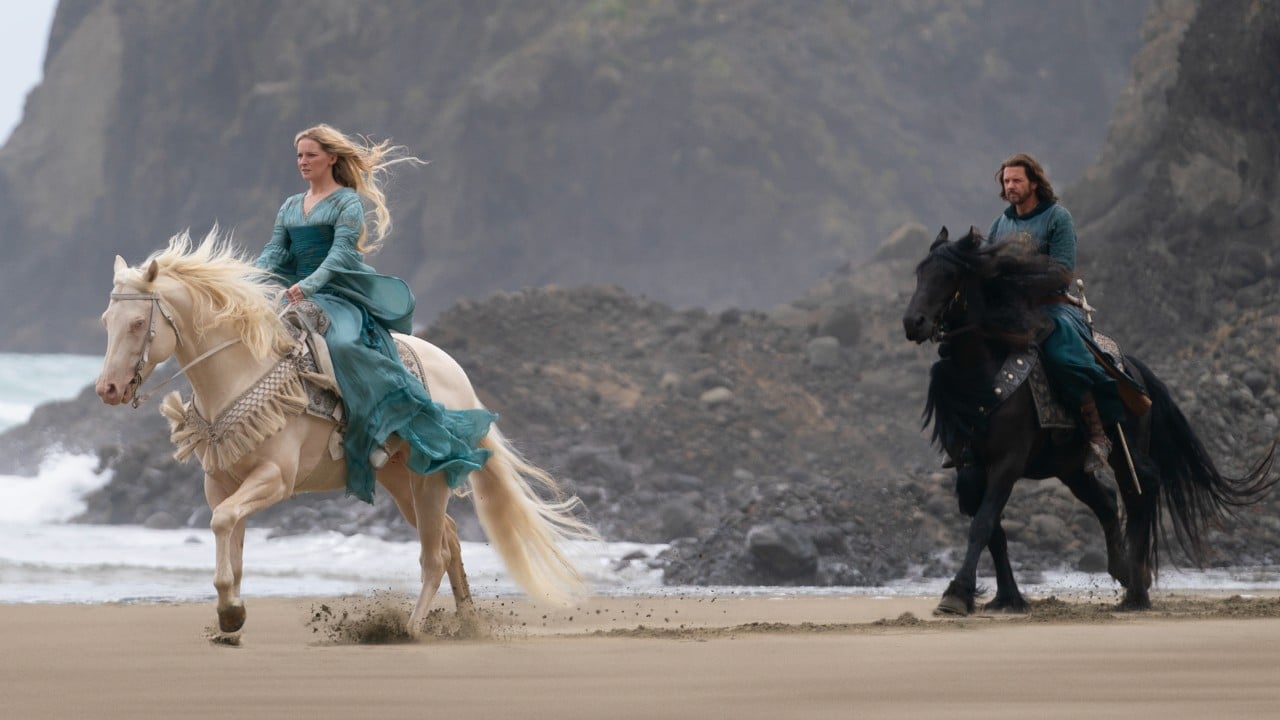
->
[925,246,980,343]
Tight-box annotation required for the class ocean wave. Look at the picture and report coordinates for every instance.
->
[0,522,667,604]
[0,453,111,524]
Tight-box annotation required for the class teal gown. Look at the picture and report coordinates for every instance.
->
[255,187,496,502]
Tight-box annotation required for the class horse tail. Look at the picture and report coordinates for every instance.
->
[469,424,599,605]
[1128,355,1277,565]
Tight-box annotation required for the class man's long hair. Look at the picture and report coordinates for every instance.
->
[996,153,1057,205]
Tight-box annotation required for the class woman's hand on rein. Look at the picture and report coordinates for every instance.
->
[286,285,305,303]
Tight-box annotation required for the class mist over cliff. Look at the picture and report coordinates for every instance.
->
[0,0,1148,351]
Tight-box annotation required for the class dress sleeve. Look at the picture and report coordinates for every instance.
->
[297,192,367,297]
[255,200,294,276]
[1044,206,1077,271]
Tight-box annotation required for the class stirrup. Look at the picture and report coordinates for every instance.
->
[370,446,391,470]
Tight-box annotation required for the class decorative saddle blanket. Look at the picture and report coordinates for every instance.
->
[281,300,431,420]
[160,301,430,470]
[993,346,1075,430]
[990,330,1144,431]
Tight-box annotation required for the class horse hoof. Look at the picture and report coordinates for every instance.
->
[1115,597,1151,612]
[982,599,1029,615]
[218,604,247,633]
[933,595,971,617]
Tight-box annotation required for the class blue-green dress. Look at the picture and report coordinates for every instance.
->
[989,201,1123,424]
[255,187,496,502]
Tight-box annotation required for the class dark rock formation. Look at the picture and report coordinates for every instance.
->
[3,1,1276,589]
[0,0,1147,351]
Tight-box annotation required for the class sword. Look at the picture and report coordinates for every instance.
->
[1075,278,1095,326]
[1115,423,1141,495]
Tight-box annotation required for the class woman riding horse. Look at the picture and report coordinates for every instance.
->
[256,124,496,503]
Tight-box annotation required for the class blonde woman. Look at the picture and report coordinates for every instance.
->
[255,124,495,503]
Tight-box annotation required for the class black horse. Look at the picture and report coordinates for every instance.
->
[902,227,1274,615]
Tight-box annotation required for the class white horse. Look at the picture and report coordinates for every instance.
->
[96,230,596,635]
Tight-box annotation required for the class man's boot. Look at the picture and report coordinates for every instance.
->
[1079,393,1112,474]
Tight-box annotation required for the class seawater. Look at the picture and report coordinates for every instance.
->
[0,352,104,432]
[1,353,1278,604]
[0,352,668,603]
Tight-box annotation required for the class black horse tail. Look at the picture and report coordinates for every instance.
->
[1128,355,1277,566]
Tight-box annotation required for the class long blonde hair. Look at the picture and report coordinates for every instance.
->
[294,124,421,253]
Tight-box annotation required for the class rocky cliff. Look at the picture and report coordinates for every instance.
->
[5,0,1276,589]
[1073,0,1280,357]
[0,0,1147,351]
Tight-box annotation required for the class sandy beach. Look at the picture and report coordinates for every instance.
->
[3,591,1279,719]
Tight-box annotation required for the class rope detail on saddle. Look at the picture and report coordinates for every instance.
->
[160,346,309,471]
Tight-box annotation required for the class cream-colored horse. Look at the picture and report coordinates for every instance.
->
[96,230,595,635]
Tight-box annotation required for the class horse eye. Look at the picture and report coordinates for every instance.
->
[131,318,146,331]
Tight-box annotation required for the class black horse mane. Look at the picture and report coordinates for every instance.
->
[921,230,1074,452]
[931,232,1074,347]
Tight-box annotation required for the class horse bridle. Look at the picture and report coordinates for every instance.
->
[930,290,978,343]
[109,290,239,408]
[926,249,979,343]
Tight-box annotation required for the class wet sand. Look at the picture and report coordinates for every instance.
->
[3,591,1279,719]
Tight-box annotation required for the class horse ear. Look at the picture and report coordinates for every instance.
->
[929,226,949,251]
[144,259,160,283]
[114,255,127,273]
[958,228,980,250]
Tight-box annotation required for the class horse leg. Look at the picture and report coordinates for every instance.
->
[205,464,290,633]
[441,514,475,612]
[377,467,476,621]
[952,464,1025,613]
[938,459,1019,617]
[982,520,1029,614]
[1117,460,1157,611]
[1059,470,1129,588]
[406,471,452,634]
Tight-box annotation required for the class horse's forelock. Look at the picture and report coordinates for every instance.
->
[112,265,145,290]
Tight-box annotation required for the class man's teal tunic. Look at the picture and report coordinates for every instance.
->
[256,188,495,502]
[988,201,1123,424]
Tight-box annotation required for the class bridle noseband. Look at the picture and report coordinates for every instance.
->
[109,290,239,408]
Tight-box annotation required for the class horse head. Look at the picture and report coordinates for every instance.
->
[96,230,289,407]
[96,254,189,406]
[902,226,983,343]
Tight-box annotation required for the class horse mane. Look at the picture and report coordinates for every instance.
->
[940,233,1074,347]
[114,228,292,360]
[920,230,1073,453]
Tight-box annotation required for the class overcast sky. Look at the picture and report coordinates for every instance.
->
[0,1,57,143]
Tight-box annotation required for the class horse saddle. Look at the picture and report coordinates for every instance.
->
[992,346,1075,430]
[991,330,1150,431]
[279,300,431,459]
[1089,331,1152,417]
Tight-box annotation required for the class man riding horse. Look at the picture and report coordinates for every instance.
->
[985,152,1143,472]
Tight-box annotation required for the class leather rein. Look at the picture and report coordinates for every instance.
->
[109,291,241,408]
